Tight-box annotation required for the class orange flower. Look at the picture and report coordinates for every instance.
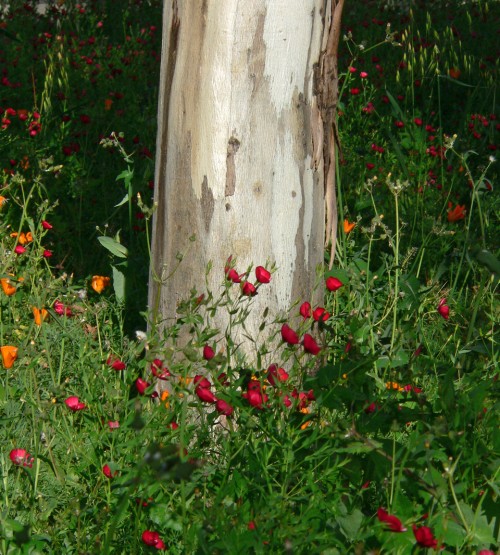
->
[448,67,461,79]
[343,219,356,234]
[1,278,16,296]
[91,275,111,294]
[1,346,18,369]
[104,98,113,111]
[0,196,7,208]
[447,202,466,222]
[32,307,49,326]
[10,231,33,245]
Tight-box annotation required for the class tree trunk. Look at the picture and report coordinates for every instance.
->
[149,0,342,352]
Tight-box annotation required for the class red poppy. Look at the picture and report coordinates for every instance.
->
[141,530,166,550]
[267,364,289,386]
[437,298,450,320]
[377,508,407,532]
[326,277,343,291]
[255,265,271,283]
[242,281,257,296]
[412,524,438,548]
[195,385,217,403]
[281,324,299,345]
[9,448,34,468]
[303,334,321,355]
[65,396,86,411]
[107,356,126,371]
[150,358,170,380]
[102,464,118,479]
[447,202,466,222]
[313,307,330,322]
[215,399,234,416]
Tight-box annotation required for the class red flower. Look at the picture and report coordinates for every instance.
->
[242,281,257,296]
[14,245,26,255]
[326,276,343,291]
[135,378,151,395]
[9,448,34,468]
[255,265,271,283]
[360,71,368,78]
[141,530,166,550]
[224,256,242,283]
[194,375,211,389]
[350,87,360,95]
[412,524,438,548]
[243,388,267,409]
[195,385,217,403]
[41,220,53,229]
[247,521,256,530]
[267,364,289,386]
[43,249,53,258]
[65,396,86,411]
[107,356,126,371]
[299,301,312,319]
[447,202,466,222]
[437,298,450,320]
[281,324,299,345]
[395,120,405,128]
[54,300,72,317]
[150,358,170,380]
[377,508,407,532]
[313,307,330,322]
[215,399,234,416]
[108,421,120,430]
[303,334,321,355]
[203,345,215,360]
[102,464,117,479]
[226,268,241,283]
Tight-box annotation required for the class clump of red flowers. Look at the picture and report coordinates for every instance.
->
[141,530,166,550]
[9,448,34,468]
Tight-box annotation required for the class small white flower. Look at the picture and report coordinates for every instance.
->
[135,330,147,341]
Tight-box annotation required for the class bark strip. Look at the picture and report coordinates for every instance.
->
[313,0,345,268]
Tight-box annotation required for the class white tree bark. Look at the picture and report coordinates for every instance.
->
[149,0,330,348]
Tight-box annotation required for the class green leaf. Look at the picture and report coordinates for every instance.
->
[98,236,128,258]
[337,508,364,541]
[111,265,126,302]
[114,193,129,207]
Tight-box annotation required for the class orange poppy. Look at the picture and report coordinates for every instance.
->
[32,307,49,326]
[448,67,461,79]
[343,219,356,234]
[447,202,466,222]
[1,345,18,369]
[10,231,34,245]
[0,196,7,208]
[104,98,113,111]
[91,275,111,294]
[1,278,16,296]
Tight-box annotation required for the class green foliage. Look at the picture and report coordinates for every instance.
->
[0,0,498,553]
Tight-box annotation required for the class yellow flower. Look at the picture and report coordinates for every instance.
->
[1,345,18,369]
[343,219,356,234]
[32,307,49,326]
[1,278,17,296]
[91,275,111,294]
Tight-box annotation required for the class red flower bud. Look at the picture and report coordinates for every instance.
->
[107,356,126,371]
[194,375,211,389]
[150,358,170,379]
[281,324,299,345]
[303,333,321,355]
[437,298,449,320]
[299,301,311,319]
[195,385,217,403]
[326,276,343,291]
[255,265,271,283]
[215,399,234,416]
[142,530,166,550]
[242,281,257,296]
[135,378,150,395]
[203,345,215,360]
